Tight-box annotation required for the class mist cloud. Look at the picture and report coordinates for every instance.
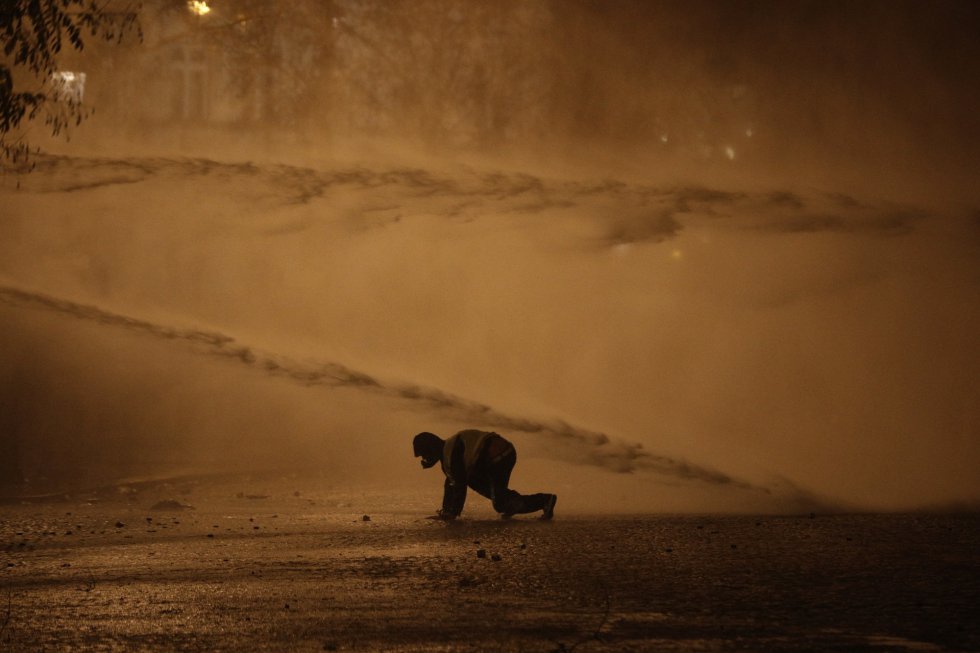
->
[3,0,979,514]
[3,151,977,515]
[16,154,936,244]
[0,283,780,499]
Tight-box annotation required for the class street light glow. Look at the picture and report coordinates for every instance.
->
[188,1,211,16]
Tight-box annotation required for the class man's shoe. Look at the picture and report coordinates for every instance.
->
[540,494,557,520]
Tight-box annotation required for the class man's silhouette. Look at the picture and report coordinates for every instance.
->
[413,429,557,520]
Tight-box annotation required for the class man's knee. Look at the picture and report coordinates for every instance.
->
[492,492,521,514]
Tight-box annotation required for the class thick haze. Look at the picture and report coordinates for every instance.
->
[1,0,978,512]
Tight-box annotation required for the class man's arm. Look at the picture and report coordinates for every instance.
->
[439,437,468,518]
[439,476,467,518]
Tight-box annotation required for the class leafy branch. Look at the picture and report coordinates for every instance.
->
[0,0,141,166]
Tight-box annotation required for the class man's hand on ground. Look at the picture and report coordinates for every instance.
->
[426,511,456,521]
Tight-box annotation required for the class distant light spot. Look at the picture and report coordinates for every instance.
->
[745,127,754,138]
[660,133,669,144]
[188,1,211,15]
[724,146,736,161]
[51,71,86,102]
[613,242,632,256]
[670,248,683,261]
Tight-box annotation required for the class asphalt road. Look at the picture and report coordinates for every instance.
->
[2,475,977,652]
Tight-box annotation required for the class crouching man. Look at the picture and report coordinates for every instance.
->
[413,430,557,521]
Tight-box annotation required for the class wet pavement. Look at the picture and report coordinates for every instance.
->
[1,477,978,652]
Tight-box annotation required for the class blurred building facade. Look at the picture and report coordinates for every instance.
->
[81,0,557,149]
[68,0,767,160]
